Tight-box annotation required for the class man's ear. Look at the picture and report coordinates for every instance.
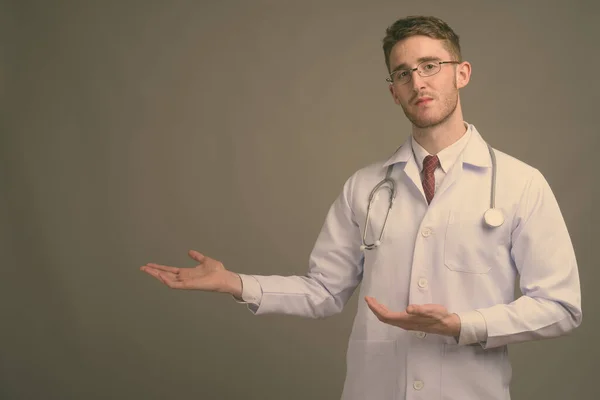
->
[456,61,472,89]
[389,84,401,105]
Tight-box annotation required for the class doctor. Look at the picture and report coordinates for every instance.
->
[141,15,582,400]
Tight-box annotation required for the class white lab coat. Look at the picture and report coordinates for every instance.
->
[246,124,582,400]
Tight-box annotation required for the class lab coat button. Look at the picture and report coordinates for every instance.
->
[413,380,424,390]
[415,331,427,339]
[418,278,428,288]
[421,227,432,237]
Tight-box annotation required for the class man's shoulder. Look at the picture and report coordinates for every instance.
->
[350,143,409,178]
[493,147,535,169]
[345,156,396,185]
[491,147,550,193]
[335,154,399,202]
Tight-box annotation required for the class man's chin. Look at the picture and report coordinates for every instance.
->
[405,107,456,129]
[406,115,442,129]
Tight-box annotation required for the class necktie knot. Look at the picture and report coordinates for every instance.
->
[423,155,440,173]
[422,155,439,205]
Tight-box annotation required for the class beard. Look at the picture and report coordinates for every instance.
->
[401,81,459,129]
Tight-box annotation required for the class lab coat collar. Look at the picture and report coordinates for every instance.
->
[382,123,492,169]
[461,124,492,168]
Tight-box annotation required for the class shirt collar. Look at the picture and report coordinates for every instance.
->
[382,122,492,169]
[411,124,471,173]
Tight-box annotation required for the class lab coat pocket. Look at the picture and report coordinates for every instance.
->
[441,343,511,399]
[444,210,500,274]
[342,340,397,400]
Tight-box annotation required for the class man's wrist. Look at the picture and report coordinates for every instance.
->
[221,271,243,298]
[445,313,461,338]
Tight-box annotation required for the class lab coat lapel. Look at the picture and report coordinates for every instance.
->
[381,126,492,206]
[382,140,424,202]
[461,126,493,168]
[432,126,492,204]
[402,156,424,202]
[432,154,463,203]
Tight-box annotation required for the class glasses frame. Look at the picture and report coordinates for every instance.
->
[386,60,461,84]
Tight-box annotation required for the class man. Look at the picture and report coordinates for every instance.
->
[141,16,582,400]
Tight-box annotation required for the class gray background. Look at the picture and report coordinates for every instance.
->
[1,0,598,399]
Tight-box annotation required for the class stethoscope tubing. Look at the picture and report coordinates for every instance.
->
[360,142,502,251]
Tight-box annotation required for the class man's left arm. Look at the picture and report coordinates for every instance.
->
[457,168,582,348]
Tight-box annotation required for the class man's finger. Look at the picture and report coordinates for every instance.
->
[140,265,193,291]
[407,304,446,318]
[404,315,440,326]
[365,296,388,315]
[188,250,206,263]
[159,273,187,289]
[141,267,177,280]
[141,268,172,285]
[365,297,385,316]
[406,304,429,315]
[365,297,407,321]
[142,263,179,273]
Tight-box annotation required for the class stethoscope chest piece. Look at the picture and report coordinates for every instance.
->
[484,208,504,228]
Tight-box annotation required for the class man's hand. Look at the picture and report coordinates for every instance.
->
[140,250,242,298]
[365,297,461,338]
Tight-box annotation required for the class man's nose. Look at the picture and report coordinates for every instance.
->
[409,70,427,91]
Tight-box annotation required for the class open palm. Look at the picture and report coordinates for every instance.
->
[140,250,229,292]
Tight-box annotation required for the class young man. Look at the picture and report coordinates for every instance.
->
[141,16,582,400]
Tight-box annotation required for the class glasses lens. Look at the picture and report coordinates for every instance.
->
[392,70,411,84]
[419,61,441,77]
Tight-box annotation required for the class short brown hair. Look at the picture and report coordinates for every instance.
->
[382,16,462,72]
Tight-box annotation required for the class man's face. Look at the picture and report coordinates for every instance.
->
[388,36,469,129]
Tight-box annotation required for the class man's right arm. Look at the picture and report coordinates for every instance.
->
[141,173,364,319]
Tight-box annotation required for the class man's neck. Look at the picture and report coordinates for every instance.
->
[412,112,467,155]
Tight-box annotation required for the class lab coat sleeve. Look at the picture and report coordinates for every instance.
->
[476,169,582,349]
[241,173,364,318]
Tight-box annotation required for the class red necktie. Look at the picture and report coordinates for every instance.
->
[422,155,440,204]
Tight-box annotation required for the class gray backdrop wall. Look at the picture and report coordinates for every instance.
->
[1,1,598,399]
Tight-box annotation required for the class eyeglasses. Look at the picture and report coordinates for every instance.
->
[386,60,460,85]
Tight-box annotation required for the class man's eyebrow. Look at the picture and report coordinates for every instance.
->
[390,56,442,73]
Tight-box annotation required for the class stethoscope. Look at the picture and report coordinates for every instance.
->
[360,142,505,251]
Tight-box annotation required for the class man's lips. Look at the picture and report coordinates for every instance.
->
[415,97,433,105]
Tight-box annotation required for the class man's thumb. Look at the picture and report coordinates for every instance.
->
[188,250,206,263]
